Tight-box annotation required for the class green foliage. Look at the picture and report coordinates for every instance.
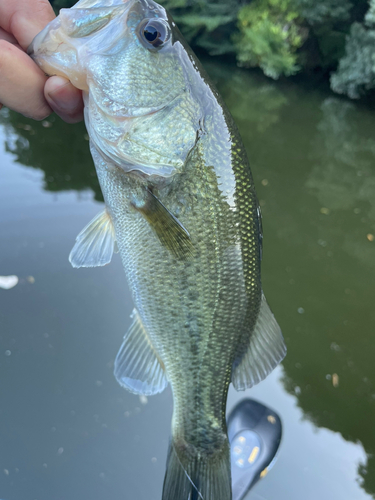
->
[46,0,375,99]
[331,0,375,99]
[162,0,241,55]
[234,0,304,79]
[365,0,375,26]
[295,0,353,25]
[293,0,354,71]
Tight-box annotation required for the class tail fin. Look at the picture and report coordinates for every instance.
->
[162,439,232,500]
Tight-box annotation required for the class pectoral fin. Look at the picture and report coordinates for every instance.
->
[69,208,116,268]
[134,189,194,260]
[231,293,286,390]
[114,308,168,396]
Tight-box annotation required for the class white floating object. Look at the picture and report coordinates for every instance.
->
[0,275,19,290]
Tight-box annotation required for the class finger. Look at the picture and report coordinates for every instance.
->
[0,27,18,45]
[0,0,55,50]
[45,76,84,124]
[0,40,51,120]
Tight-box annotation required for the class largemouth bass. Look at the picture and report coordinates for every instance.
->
[29,1,286,498]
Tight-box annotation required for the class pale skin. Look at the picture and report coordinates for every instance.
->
[0,0,83,123]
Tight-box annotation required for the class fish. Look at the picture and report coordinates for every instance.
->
[28,1,286,498]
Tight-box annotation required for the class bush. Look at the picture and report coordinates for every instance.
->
[47,0,375,99]
[331,1,375,98]
[296,0,352,25]
[162,0,241,55]
[234,0,304,79]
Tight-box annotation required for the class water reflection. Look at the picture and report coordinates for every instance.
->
[1,61,375,499]
[228,368,371,500]
[0,108,102,201]
[203,60,289,134]
[302,96,375,497]
[306,98,375,269]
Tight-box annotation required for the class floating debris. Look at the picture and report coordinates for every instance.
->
[57,447,64,455]
[320,207,330,215]
[139,395,148,405]
[27,276,35,284]
[261,179,269,186]
[367,233,374,242]
[297,307,305,314]
[4,350,11,357]
[330,342,341,352]
[0,275,19,290]
[332,373,339,387]
[17,123,32,131]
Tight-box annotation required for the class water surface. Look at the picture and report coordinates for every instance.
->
[1,60,374,500]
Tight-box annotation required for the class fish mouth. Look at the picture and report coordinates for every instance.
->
[27,0,135,89]
[27,0,161,61]
[27,21,56,58]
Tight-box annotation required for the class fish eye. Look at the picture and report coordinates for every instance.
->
[139,19,169,49]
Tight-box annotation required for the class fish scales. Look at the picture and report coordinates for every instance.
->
[29,1,286,498]
[94,96,261,486]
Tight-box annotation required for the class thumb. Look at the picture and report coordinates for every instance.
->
[44,76,84,124]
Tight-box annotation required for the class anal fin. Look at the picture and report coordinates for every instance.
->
[114,308,168,396]
[232,293,286,390]
[69,208,116,268]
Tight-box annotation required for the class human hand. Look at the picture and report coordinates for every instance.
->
[0,0,83,123]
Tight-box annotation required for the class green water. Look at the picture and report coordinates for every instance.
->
[0,59,374,500]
